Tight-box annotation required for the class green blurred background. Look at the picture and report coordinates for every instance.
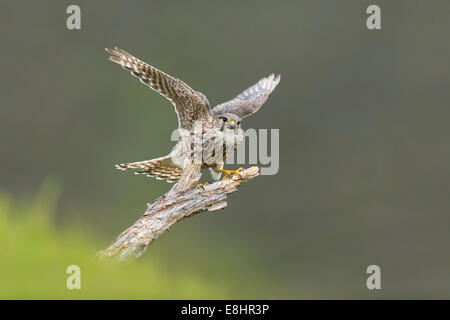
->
[1,1,449,299]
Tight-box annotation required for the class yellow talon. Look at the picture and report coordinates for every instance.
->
[197,182,210,188]
[219,167,243,180]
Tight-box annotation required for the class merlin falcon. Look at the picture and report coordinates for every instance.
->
[106,47,280,183]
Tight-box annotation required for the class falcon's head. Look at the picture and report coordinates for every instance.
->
[214,113,242,132]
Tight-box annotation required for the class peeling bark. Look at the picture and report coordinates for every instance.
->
[97,166,259,262]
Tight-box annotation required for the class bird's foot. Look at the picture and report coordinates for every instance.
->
[219,168,243,180]
[197,182,210,189]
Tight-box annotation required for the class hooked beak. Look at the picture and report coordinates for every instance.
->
[227,120,236,129]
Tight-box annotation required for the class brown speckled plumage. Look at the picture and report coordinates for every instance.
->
[106,47,280,182]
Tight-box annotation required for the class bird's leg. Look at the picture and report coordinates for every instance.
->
[219,168,243,180]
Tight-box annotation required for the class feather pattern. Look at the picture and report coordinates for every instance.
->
[211,74,280,118]
[107,48,280,183]
[116,156,183,183]
[106,47,211,130]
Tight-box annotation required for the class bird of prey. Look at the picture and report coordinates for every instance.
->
[106,47,280,183]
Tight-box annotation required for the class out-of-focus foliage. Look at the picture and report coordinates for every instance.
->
[1,0,450,298]
[0,184,234,299]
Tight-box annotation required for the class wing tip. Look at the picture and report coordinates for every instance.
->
[273,74,281,87]
[105,47,120,55]
[115,164,128,171]
[259,73,281,90]
[108,56,122,64]
[105,47,131,60]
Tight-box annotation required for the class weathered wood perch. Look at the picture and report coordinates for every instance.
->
[97,166,259,262]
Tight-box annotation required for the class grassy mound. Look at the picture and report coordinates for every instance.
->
[0,185,232,299]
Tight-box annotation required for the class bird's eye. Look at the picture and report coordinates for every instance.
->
[237,121,241,125]
[222,117,228,122]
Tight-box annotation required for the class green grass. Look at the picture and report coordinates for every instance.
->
[0,183,233,299]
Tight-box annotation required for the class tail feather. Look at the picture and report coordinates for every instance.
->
[116,156,183,183]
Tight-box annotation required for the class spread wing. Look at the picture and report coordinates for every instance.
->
[211,74,280,118]
[106,47,211,130]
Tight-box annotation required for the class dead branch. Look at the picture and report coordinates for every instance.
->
[97,166,259,262]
